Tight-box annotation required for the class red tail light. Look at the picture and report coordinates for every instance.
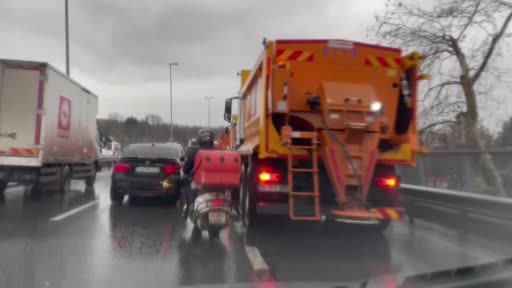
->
[114,163,130,173]
[376,176,399,189]
[164,164,180,176]
[258,170,280,183]
[211,199,223,206]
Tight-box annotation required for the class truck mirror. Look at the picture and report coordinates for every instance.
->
[224,99,232,122]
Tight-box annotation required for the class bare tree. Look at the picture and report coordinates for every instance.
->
[145,114,164,126]
[370,0,512,196]
[107,112,124,122]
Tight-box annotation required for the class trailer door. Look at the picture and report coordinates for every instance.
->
[0,65,42,159]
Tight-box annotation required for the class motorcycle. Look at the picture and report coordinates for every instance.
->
[181,150,241,240]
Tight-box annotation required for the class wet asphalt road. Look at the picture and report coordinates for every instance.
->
[0,171,510,288]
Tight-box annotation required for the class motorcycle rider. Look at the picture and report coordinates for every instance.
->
[180,129,215,216]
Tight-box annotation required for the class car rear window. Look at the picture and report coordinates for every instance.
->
[122,144,179,159]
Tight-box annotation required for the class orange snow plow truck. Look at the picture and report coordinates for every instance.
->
[223,39,425,229]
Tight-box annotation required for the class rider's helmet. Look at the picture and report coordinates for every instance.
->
[197,129,215,148]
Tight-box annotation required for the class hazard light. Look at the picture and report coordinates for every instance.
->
[376,176,399,189]
[258,170,280,183]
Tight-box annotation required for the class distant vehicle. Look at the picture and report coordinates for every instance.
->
[0,59,98,196]
[101,141,122,157]
[110,143,184,204]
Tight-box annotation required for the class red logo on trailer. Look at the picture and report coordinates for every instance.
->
[57,96,71,137]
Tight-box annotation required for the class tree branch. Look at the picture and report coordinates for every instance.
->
[456,0,481,40]
[472,10,512,84]
[419,120,458,134]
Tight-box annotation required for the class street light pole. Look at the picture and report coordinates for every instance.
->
[65,0,70,76]
[204,97,213,128]
[169,62,179,141]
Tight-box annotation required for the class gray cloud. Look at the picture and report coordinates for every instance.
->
[1,0,421,126]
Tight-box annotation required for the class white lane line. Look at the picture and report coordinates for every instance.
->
[50,201,98,221]
[244,246,269,272]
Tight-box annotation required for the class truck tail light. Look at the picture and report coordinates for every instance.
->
[376,176,399,189]
[114,163,130,173]
[164,164,180,176]
[258,170,280,183]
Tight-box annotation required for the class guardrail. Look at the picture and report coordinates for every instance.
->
[400,183,512,243]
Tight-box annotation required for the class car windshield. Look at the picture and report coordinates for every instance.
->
[123,144,179,159]
[2,0,512,287]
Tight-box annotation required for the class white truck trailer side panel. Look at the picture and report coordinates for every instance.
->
[40,67,99,164]
[0,64,43,166]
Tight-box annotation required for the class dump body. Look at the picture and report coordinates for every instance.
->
[0,59,99,191]
[235,39,419,163]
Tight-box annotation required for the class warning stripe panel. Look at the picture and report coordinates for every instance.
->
[365,56,401,68]
[370,207,404,220]
[276,49,314,62]
[1,148,39,157]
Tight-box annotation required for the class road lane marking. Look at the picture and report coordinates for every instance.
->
[244,246,269,271]
[50,201,98,221]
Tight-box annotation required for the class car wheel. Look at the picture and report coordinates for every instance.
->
[110,185,123,205]
[0,181,6,201]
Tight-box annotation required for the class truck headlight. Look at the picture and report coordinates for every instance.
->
[370,101,383,112]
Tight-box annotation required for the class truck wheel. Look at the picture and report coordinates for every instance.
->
[241,157,257,228]
[58,166,71,194]
[110,186,124,205]
[85,172,96,188]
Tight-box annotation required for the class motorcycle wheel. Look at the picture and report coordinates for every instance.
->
[191,225,202,241]
[208,229,220,240]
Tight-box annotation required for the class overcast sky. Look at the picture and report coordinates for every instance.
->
[0,0,510,128]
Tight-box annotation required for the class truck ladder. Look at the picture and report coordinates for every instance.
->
[284,128,321,221]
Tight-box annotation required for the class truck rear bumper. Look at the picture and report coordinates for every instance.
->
[0,167,39,184]
[254,201,403,221]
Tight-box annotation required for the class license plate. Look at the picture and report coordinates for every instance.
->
[135,166,160,173]
[258,184,288,192]
[208,212,226,225]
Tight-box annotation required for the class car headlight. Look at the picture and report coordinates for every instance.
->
[370,101,383,112]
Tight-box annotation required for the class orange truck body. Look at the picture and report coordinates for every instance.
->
[223,39,422,224]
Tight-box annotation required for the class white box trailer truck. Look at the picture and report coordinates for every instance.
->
[0,59,99,196]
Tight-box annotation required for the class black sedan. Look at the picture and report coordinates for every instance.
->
[110,143,184,205]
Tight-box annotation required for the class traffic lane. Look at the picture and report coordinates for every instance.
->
[0,179,99,238]
[244,216,510,285]
[0,178,254,288]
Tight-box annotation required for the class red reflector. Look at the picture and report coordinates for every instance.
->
[211,199,223,206]
[114,163,130,173]
[258,171,280,183]
[164,164,179,176]
[376,176,399,189]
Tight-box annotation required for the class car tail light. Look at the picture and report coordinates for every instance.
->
[211,199,223,206]
[114,163,130,173]
[376,176,399,189]
[164,164,180,176]
[258,170,280,183]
